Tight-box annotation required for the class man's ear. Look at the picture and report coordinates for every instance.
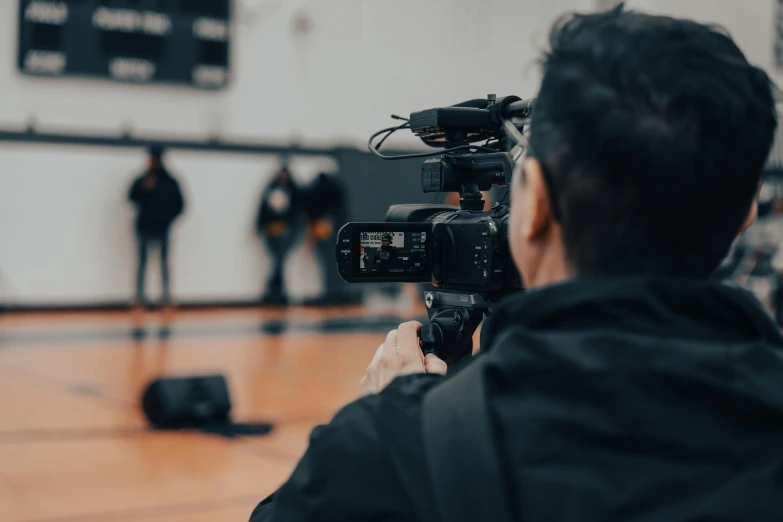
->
[520,157,555,241]
[740,198,757,235]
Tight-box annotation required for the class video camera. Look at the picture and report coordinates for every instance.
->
[335,95,534,361]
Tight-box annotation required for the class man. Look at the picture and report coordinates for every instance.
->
[256,163,301,305]
[251,6,783,521]
[374,233,398,270]
[128,146,184,308]
[303,172,362,305]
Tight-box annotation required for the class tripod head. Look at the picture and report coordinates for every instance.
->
[420,291,490,362]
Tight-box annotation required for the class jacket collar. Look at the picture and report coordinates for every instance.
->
[481,276,783,350]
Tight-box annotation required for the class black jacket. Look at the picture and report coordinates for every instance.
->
[250,277,783,522]
[304,174,347,222]
[128,169,184,234]
[257,179,301,232]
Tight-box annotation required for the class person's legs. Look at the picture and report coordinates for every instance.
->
[132,232,150,340]
[156,232,175,338]
[159,232,171,305]
[136,232,150,305]
[264,235,285,301]
[264,229,297,303]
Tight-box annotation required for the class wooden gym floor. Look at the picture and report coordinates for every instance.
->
[0,304,427,522]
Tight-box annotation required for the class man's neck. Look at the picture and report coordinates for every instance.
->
[523,243,573,290]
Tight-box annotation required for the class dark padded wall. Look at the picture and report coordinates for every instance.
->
[334,148,447,222]
[335,147,512,222]
[334,148,447,296]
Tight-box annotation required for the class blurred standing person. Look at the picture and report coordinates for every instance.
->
[304,172,362,305]
[444,191,461,208]
[256,163,301,305]
[444,190,492,209]
[128,146,184,311]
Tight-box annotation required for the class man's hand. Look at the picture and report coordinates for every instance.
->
[360,321,447,396]
[265,222,287,237]
[309,219,334,241]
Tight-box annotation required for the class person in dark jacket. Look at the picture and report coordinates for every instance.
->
[128,146,184,307]
[256,164,301,305]
[251,7,783,522]
[303,172,362,305]
[373,233,399,270]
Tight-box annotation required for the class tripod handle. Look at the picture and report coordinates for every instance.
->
[420,323,444,356]
[421,304,485,362]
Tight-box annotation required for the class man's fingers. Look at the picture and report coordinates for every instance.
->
[359,375,373,396]
[385,329,398,350]
[377,330,397,369]
[369,343,385,367]
[424,353,448,375]
[396,321,422,353]
[392,321,425,371]
[361,322,428,397]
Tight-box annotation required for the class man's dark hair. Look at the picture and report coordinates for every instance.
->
[528,6,778,277]
[148,145,165,160]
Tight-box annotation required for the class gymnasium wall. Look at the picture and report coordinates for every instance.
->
[623,0,780,83]
[0,0,594,307]
[3,0,774,306]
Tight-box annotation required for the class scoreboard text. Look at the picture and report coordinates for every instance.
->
[18,0,231,90]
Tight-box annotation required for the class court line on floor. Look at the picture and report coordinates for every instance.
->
[0,410,319,449]
[0,359,323,440]
[0,315,428,349]
[0,427,309,468]
[19,494,262,522]
[0,360,138,411]
[0,323,361,521]
[0,426,150,443]
[0,358,323,458]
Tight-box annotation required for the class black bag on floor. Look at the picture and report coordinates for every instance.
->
[141,374,272,437]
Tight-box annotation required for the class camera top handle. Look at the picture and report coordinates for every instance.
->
[503,97,535,119]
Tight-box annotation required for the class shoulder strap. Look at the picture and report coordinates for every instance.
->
[422,364,515,522]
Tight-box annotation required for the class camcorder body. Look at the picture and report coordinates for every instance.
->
[336,205,520,299]
[335,95,534,360]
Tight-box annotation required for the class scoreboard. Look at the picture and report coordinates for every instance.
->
[17,0,231,90]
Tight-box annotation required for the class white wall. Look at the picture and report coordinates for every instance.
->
[0,0,595,143]
[0,0,595,306]
[0,146,335,305]
[622,0,778,82]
